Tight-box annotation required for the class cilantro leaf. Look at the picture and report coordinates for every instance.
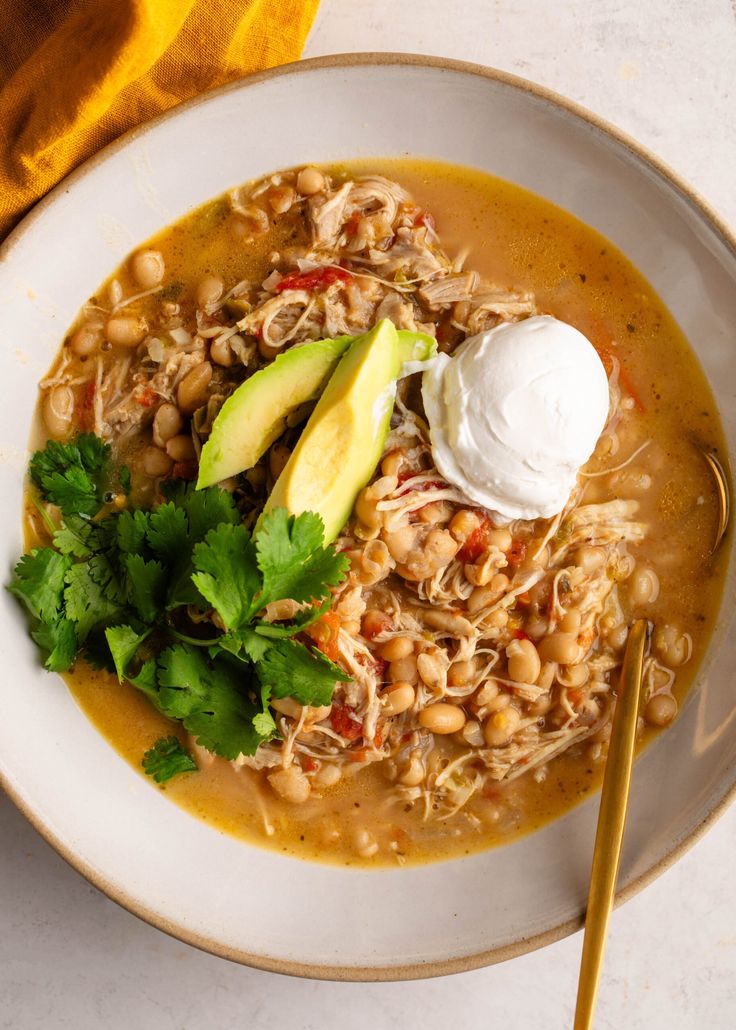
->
[105,624,151,681]
[161,481,240,540]
[192,524,260,629]
[76,434,110,473]
[147,502,198,609]
[217,627,273,663]
[54,514,115,560]
[64,555,127,640]
[254,683,278,740]
[88,552,127,603]
[124,554,165,622]
[142,736,197,783]
[116,509,150,555]
[256,638,350,707]
[8,548,71,622]
[53,518,94,558]
[129,657,159,706]
[255,509,349,609]
[157,645,272,758]
[29,434,110,515]
[148,485,240,611]
[157,644,211,717]
[31,617,77,672]
[147,502,189,562]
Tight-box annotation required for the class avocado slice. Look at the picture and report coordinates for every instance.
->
[397,328,437,365]
[262,319,403,542]
[196,327,436,489]
[197,335,352,489]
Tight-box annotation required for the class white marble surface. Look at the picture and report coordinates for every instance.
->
[2,2,735,1027]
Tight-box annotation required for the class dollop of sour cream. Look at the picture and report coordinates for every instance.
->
[421,315,610,521]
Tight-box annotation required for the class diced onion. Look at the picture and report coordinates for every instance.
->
[169,327,192,346]
[146,336,166,363]
[262,270,283,291]
[296,258,320,273]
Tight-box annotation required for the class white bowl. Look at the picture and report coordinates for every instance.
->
[0,54,734,980]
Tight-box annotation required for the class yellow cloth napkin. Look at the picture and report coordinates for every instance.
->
[0,0,319,239]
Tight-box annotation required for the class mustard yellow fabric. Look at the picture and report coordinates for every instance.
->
[0,0,320,239]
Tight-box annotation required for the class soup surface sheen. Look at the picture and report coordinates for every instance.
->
[26,159,727,866]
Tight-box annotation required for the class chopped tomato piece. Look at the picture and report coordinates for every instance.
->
[302,757,318,773]
[136,386,157,408]
[344,211,362,237]
[330,703,363,741]
[457,516,492,562]
[513,629,530,641]
[305,610,341,662]
[275,266,353,293]
[507,539,527,566]
[413,210,435,231]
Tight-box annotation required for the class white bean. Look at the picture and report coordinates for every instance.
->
[382,682,415,716]
[296,166,325,195]
[628,565,660,606]
[142,446,173,478]
[106,315,148,347]
[42,386,74,439]
[419,703,466,735]
[130,249,165,289]
[177,361,212,414]
[69,324,101,357]
[196,276,224,308]
[152,403,183,447]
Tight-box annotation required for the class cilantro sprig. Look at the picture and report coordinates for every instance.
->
[142,736,197,783]
[29,434,110,516]
[9,434,351,776]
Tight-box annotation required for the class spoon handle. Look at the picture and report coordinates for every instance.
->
[574,618,648,1030]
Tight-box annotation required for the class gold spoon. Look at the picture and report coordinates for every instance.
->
[575,447,729,1028]
[573,618,648,1030]
[700,449,730,552]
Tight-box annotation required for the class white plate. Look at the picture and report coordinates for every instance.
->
[0,54,734,980]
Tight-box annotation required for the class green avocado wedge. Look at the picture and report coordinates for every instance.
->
[261,319,403,543]
[197,335,352,489]
[397,328,437,365]
[196,326,436,490]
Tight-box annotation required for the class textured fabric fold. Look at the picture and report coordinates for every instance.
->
[0,0,319,238]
